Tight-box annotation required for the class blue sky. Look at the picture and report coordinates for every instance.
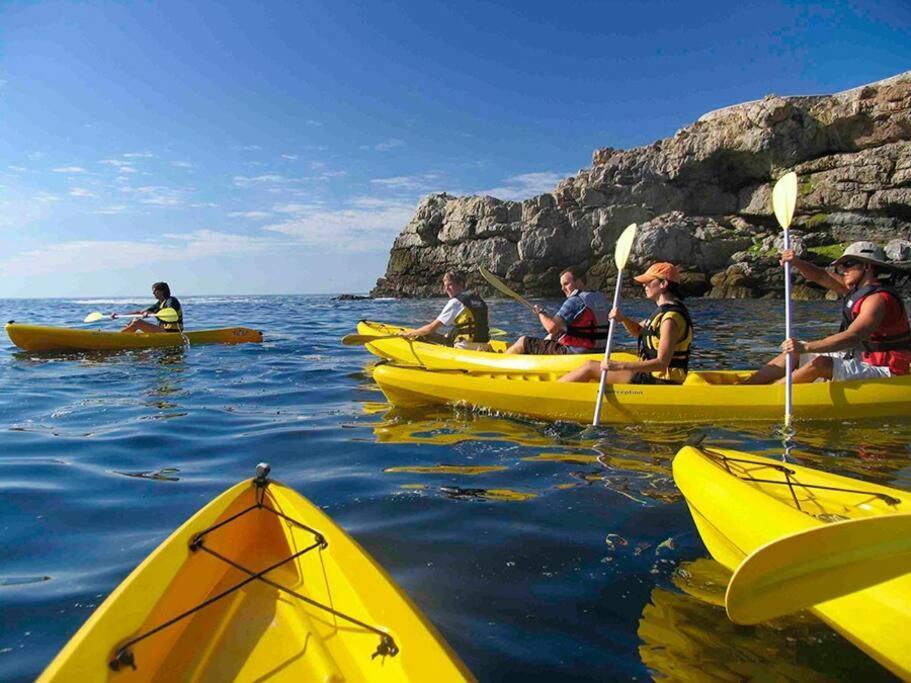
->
[1,0,909,297]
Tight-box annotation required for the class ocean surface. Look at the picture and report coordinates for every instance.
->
[1,294,909,681]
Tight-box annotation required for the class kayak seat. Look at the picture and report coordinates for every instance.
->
[683,371,749,385]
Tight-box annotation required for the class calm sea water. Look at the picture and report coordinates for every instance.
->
[1,295,909,681]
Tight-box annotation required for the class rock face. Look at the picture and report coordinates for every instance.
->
[372,72,911,299]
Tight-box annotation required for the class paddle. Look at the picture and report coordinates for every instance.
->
[725,512,911,625]
[83,307,180,324]
[772,172,798,427]
[479,266,537,314]
[592,223,638,425]
[341,328,509,347]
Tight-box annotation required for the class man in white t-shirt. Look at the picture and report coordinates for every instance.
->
[405,271,490,349]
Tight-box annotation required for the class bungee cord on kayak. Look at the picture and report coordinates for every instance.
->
[108,464,399,673]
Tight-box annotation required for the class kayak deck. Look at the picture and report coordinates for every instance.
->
[6,323,263,352]
[39,469,473,682]
[371,363,911,424]
[673,444,911,679]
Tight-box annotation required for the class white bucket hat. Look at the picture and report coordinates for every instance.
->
[831,241,892,269]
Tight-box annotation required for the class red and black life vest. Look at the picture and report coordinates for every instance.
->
[560,291,610,350]
[839,282,911,374]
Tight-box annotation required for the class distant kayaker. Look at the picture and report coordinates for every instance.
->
[505,266,610,355]
[404,270,490,349]
[742,241,911,384]
[118,282,184,333]
[559,262,693,383]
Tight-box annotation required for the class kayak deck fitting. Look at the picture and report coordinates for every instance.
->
[673,443,911,679]
[38,465,473,682]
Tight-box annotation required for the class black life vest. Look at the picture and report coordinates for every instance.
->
[150,296,184,332]
[448,291,489,343]
[838,282,911,356]
[637,301,693,372]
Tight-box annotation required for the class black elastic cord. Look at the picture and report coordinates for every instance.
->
[109,483,397,671]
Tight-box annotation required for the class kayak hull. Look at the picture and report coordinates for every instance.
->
[372,363,911,424]
[672,444,911,679]
[6,323,263,352]
[38,476,473,682]
[356,320,636,372]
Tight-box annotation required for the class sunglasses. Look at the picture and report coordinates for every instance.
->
[835,259,865,275]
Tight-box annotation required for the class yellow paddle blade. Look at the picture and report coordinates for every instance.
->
[342,333,405,346]
[83,311,105,323]
[725,512,911,625]
[479,266,535,312]
[614,223,638,270]
[154,307,179,323]
[772,171,798,232]
[489,327,508,337]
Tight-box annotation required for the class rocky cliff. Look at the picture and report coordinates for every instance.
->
[372,71,911,300]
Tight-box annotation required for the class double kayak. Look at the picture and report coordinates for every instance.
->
[38,465,474,682]
[673,443,911,679]
[356,320,635,372]
[6,322,263,352]
[372,363,911,424]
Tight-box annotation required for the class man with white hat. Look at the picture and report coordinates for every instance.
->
[744,241,911,384]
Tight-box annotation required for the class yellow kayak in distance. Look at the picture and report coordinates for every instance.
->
[355,320,636,372]
[371,362,911,424]
[6,322,263,352]
[38,465,474,682]
[672,443,911,679]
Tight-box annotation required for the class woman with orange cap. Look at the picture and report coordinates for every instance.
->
[559,262,693,384]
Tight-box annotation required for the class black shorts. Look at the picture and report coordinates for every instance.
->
[630,372,681,385]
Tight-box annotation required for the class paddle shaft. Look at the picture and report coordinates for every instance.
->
[592,272,624,425]
[783,233,793,427]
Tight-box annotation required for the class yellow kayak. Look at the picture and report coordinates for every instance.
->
[371,363,911,424]
[38,465,474,682]
[672,443,911,679]
[6,323,263,352]
[355,320,635,371]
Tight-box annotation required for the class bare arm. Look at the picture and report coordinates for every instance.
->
[782,249,849,296]
[406,319,444,338]
[533,305,566,336]
[610,307,643,338]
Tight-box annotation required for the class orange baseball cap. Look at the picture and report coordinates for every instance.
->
[633,262,681,284]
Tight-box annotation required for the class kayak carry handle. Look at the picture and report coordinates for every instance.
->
[255,463,271,487]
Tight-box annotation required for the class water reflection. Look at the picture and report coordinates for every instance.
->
[638,560,894,682]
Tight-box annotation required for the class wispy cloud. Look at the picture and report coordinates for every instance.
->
[478,171,565,201]
[233,174,287,187]
[281,154,299,160]
[305,120,322,126]
[228,210,273,219]
[360,139,405,152]
[53,166,87,173]
[69,187,96,198]
[123,151,155,158]
[122,185,189,206]
[233,144,262,152]
[371,173,442,191]
[92,205,130,215]
[262,197,414,250]
[99,159,138,173]
[171,160,193,169]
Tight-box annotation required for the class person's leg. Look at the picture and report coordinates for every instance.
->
[559,362,636,383]
[778,355,833,383]
[121,319,166,334]
[740,351,789,384]
[505,336,527,354]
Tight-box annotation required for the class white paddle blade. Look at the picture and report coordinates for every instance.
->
[83,311,105,323]
[614,223,638,270]
[772,172,798,231]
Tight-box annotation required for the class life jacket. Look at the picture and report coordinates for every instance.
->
[560,291,610,350]
[839,282,911,374]
[637,301,693,382]
[152,296,184,332]
[448,291,489,343]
